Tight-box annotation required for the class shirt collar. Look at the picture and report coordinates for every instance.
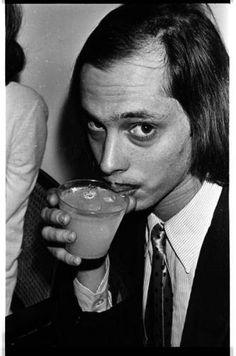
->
[147,181,222,273]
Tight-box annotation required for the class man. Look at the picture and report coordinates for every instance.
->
[41,4,229,348]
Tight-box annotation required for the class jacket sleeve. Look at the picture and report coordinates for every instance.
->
[53,280,144,349]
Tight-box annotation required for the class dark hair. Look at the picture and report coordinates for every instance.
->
[5,4,26,85]
[69,4,229,185]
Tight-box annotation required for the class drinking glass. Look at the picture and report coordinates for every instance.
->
[58,179,128,259]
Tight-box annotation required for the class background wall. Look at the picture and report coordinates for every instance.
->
[18,4,230,184]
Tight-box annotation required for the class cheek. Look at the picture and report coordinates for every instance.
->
[167,135,192,172]
[141,134,192,185]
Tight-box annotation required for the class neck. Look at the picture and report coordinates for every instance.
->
[153,175,203,222]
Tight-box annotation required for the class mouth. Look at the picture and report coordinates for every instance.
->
[106,182,139,195]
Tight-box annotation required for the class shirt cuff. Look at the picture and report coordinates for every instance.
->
[73,255,112,312]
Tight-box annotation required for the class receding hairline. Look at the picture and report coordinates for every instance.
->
[80,38,171,96]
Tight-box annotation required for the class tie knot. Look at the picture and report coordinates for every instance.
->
[151,222,166,253]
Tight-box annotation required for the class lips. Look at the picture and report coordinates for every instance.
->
[106,181,139,194]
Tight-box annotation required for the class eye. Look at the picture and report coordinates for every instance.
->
[129,123,156,140]
[87,120,104,132]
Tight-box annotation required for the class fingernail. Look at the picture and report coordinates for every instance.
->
[59,214,67,225]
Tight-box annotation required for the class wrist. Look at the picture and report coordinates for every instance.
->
[76,256,107,293]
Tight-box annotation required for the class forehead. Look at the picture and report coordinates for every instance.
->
[80,54,167,93]
[79,53,180,119]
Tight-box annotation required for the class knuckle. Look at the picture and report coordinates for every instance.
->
[41,225,51,237]
[58,249,68,263]
[66,254,75,265]
[51,209,61,222]
[55,228,65,241]
[42,226,59,241]
[56,212,64,225]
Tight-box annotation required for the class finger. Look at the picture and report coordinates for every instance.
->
[48,247,81,266]
[47,188,59,206]
[41,207,71,226]
[42,226,76,243]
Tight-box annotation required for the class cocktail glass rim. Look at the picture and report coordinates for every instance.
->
[58,178,128,217]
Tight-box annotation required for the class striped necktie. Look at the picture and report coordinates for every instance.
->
[145,222,173,347]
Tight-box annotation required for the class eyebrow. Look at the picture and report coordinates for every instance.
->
[118,110,157,120]
[81,107,163,122]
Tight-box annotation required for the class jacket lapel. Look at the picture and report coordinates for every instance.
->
[181,187,229,346]
[109,211,147,301]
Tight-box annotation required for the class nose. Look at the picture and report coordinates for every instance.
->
[99,133,129,176]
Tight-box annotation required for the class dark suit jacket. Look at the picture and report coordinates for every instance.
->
[6,186,229,351]
[52,186,229,349]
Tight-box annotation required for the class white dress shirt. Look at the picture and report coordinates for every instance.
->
[143,181,222,346]
[74,256,112,312]
[74,181,222,346]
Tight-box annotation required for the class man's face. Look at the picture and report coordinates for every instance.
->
[80,55,192,213]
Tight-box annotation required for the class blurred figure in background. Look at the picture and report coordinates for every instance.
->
[6,4,48,315]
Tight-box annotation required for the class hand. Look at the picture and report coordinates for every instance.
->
[41,187,137,266]
[41,188,82,266]
[42,188,107,291]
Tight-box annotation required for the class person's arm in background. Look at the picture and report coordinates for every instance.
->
[6,84,48,315]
